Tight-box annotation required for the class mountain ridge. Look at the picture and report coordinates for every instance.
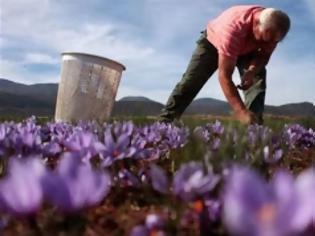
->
[0,78,314,117]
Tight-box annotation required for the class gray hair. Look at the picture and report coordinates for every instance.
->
[259,8,291,39]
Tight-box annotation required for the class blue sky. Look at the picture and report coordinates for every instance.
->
[1,0,314,105]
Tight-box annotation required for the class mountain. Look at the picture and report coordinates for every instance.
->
[185,98,231,115]
[186,99,315,117]
[112,96,164,116]
[0,78,58,102]
[119,96,152,102]
[0,78,58,93]
[265,102,315,117]
[0,78,314,118]
[0,79,58,116]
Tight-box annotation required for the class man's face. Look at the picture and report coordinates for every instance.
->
[258,27,282,44]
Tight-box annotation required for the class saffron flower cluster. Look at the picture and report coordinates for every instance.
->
[194,121,315,165]
[283,123,315,149]
[0,117,314,236]
[0,156,111,214]
[0,118,189,215]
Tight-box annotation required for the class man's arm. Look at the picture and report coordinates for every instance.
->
[218,54,256,124]
[247,48,273,73]
[237,47,275,90]
[218,54,246,112]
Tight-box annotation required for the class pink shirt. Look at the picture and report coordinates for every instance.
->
[206,5,277,60]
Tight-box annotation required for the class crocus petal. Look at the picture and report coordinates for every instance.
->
[130,225,149,236]
[0,158,45,215]
[292,167,315,230]
[43,155,111,211]
[149,164,169,194]
[223,166,274,236]
[145,214,165,230]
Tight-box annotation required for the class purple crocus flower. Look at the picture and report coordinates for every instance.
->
[47,122,74,143]
[194,120,224,143]
[0,123,12,156]
[246,124,272,148]
[129,122,188,161]
[210,120,225,135]
[63,130,105,163]
[42,141,63,157]
[134,122,188,161]
[75,120,101,134]
[64,130,104,153]
[161,123,189,149]
[0,123,12,141]
[42,154,111,211]
[149,128,170,156]
[193,126,210,142]
[101,126,137,166]
[293,167,315,231]
[140,125,162,144]
[173,162,220,202]
[194,121,223,151]
[132,131,160,161]
[130,214,166,236]
[146,213,164,229]
[204,198,221,222]
[117,168,141,188]
[148,164,169,194]
[283,124,315,149]
[0,158,45,215]
[112,121,135,137]
[130,225,150,236]
[9,126,42,158]
[263,146,283,164]
[223,166,310,236]
[212,137,221,151]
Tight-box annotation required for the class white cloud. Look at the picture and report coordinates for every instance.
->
[304,0,315,22]
[142,0,222,47]
[34,23,156,61]
[23,53,58,65]
[1,0,51,36]
[1,0,314,106]
[266,56,315,105]
[0,59,58,84]
[3,17,155,63]
[1,0,155,61]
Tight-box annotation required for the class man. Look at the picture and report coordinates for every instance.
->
[159,5,290,124]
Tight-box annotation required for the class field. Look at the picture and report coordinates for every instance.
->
[0,115,314,236]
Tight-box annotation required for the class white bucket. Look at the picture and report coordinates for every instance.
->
[54,52,126,122]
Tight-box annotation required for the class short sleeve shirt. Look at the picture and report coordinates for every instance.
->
[206,5,277,60]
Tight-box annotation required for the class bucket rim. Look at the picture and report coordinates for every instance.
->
[61,52,126,70]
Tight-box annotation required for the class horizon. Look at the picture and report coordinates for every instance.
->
[0,77,314,107]
[1,0,315,106]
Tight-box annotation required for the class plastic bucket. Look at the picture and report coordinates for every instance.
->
[54,52,126,122]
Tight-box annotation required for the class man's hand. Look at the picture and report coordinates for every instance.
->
[234,109,257,124]
[237,68,255,90]
[218,54,256,125]
[218,54,247,112]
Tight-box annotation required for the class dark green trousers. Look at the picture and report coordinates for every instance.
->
[159,31,266,124]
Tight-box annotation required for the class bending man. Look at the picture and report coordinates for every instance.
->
[159,5,290,124]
